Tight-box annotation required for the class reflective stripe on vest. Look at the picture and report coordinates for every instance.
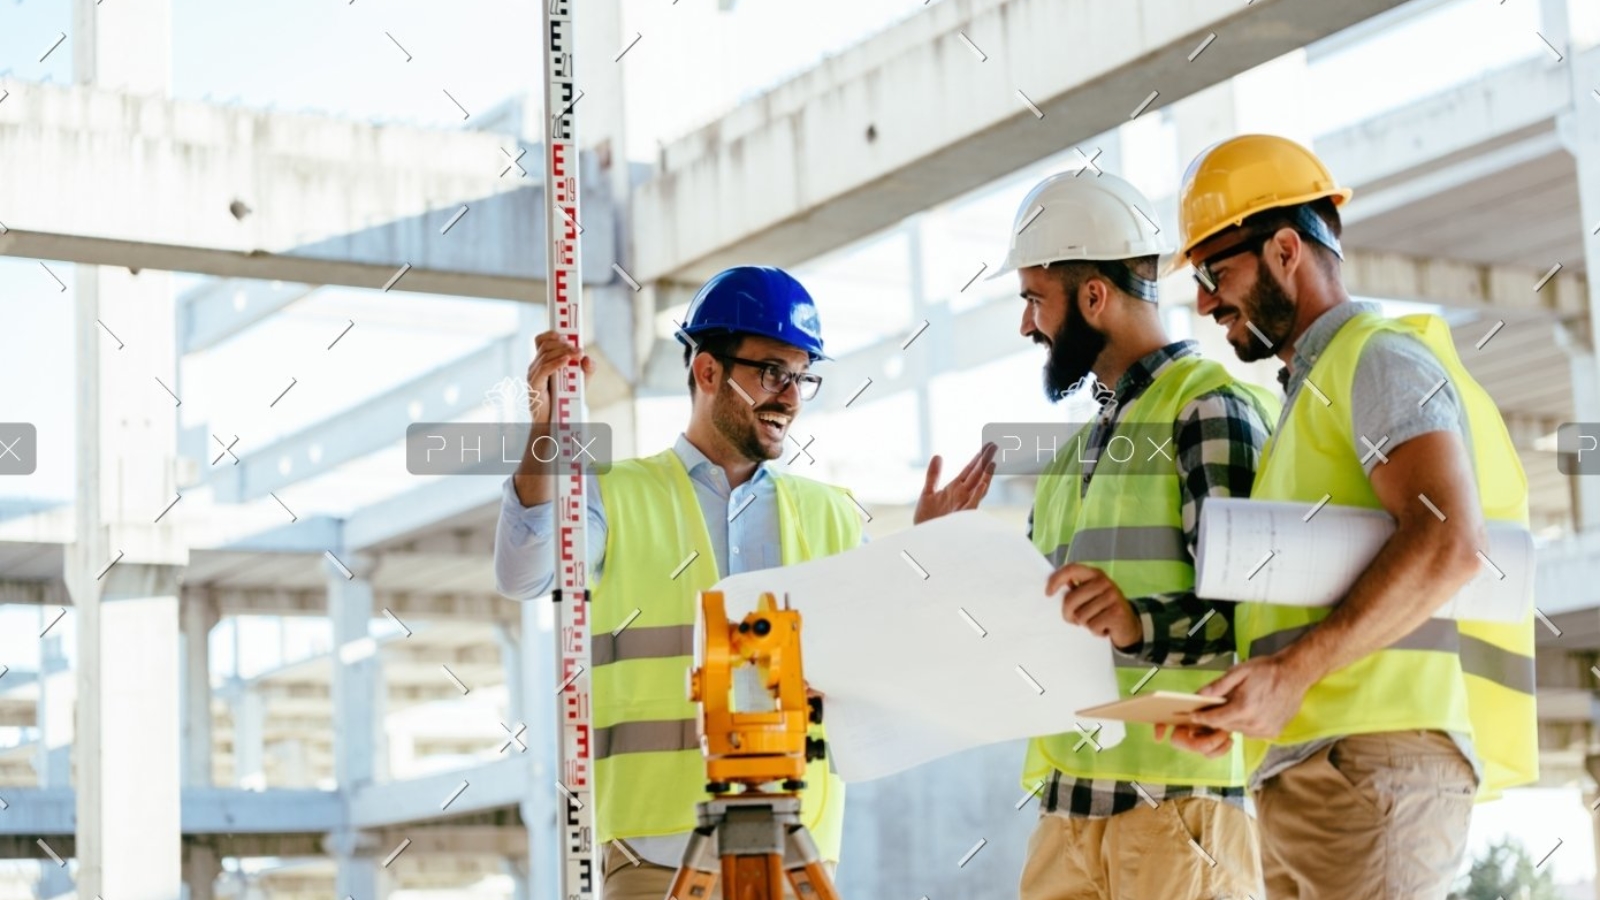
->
[1058,526,1190,564]
[1248,620,1535,695]
[1023,355,1280,790]
[594,719,699,760]
[1241,311,1537,797]
[590,449,861,857]
[591,624,694,667]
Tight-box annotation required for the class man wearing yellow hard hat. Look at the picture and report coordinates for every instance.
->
[1159,134,1537,898]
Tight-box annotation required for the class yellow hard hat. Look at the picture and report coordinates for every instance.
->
[1170,134,1353,273]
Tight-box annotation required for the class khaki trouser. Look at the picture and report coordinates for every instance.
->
[1254,731,1476,900]
[600,842,836,900]
[601,842,709,900]
[1018,796,1263,900]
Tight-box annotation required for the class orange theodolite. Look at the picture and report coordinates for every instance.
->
[664,590,840,900]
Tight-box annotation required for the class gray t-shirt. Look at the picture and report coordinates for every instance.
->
[1253,304,1481,788]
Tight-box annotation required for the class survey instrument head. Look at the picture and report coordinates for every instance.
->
[690,591,824,793]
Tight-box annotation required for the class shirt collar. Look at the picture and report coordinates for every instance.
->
[1108,340,1201,402]
[673,433,770,486]
[1276,300,1383,388]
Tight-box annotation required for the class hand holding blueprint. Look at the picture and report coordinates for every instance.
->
[712,511,1125,783]
[1196,498,1535,622]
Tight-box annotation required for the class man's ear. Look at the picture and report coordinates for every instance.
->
[1080,277,1111,324]
[691,351,721,397]
[1266,227,1305,284]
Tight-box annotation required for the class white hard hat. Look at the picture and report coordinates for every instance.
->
[992,171,1171,276]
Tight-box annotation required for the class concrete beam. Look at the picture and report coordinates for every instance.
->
[1302,0,1458,61]
[631,0,1409,284]
[196,516,345,555]
[0,788,342,837]
[193,333,627,502]
[1538,688,1600,723]
[1536,529,1600,617]
[1316,56,1572,196]
[342,468,505,552]
[0,577,513,624]
[184,586,513,622]
[1336,131,1569,226]
[367,826,528,858]
[204,336,522,503]
[0,229,553,301]
[347,757,528,830]
[1342,250,1590,316]
[179,280,319,355]
[385,641,502,667]
[0,81,616,295]
[244,680,464,707]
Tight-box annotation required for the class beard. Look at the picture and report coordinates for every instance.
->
[710,376,788,463]
[1226,268,1298,362]
[1041,290,1108,403]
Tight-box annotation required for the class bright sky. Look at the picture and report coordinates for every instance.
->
[0,0,1593,885]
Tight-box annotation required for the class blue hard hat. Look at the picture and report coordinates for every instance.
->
[675,266,828,361]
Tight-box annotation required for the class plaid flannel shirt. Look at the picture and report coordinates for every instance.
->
[1028,340,1272,817]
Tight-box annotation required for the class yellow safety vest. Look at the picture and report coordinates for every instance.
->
[1023,355,1279,790]
[1239,311,1538,797]
[590,449,861,859]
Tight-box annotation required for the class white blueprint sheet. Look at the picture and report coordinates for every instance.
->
[1196,498,1535,622]
[712,511,1125,783]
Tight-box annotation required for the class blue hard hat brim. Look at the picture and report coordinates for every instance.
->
[675,325,830,362]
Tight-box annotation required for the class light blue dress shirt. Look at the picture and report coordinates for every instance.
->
[494,433,785,600]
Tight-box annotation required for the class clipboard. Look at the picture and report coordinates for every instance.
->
[1075,691,1224,725]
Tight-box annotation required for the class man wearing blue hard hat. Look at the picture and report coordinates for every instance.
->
[494,265,995,899]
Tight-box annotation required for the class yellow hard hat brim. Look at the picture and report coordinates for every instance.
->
[1170,185,1354,275]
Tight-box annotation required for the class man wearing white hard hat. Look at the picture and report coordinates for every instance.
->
[996,170,1277,899]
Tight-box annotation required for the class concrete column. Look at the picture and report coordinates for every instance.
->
[495,621,525,728]
[1541,0,1572,56]
[34,635,72,787]
[328,552,382,895]
[1567,44,1600,448]
[181,591,220,787]
[181,843,220,900]
[905,219,936,467]
[1170,80,1238,167]
[505,857,532,900]
[329,553,380,786]
[576,0,640,451]
[67,4,185,897]
[373,656,391,785]
[1564,341,1600,531]
[230,687,265,791]
[325,831,387,900]
[1593,795,1600,900]
[387,723,416,780]
[280,738,311,788]
[521,599,559,900]
[33,634,74,900]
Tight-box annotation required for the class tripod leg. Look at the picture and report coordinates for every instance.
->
[665,829,720,900]
[722,853,785,900]
[781,826,840,900]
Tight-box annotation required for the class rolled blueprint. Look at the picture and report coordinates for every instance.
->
[1195,498,1534,622]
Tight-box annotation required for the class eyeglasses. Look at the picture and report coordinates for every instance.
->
[714,355,824,401]
[1191,231,1272,294]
